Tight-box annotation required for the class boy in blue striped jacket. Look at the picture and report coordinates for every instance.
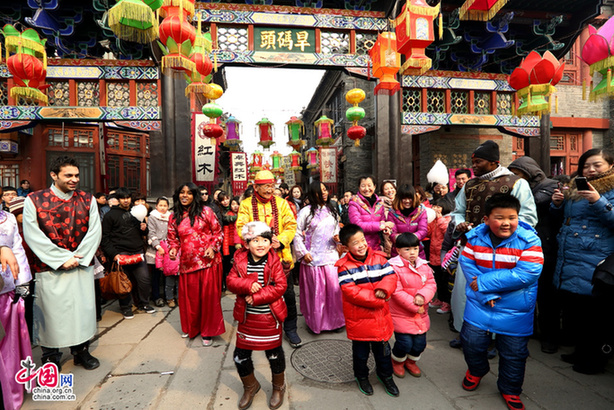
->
[458,193,543,410]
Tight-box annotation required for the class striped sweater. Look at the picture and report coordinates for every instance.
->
[459,221,543,337]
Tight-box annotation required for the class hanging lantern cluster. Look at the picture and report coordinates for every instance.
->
[186,17,213,99]
[157,0,196,73]
[394,0,440,75]
[223,115,242,150]
[270,151,284,175]
[108,0,162,44]
[314,115,335,146]
[289,150,302,171]
[286,116,305,150]
[459,0,510,21]
[256,118,275,150]
[508,50,564,117]
[345,88,367,146]
[368,32,401,95]
[251,151,264,172]
[201,83,225,140]
[1,25,49,104]
[581,16,614,101]
[305,147,319,170]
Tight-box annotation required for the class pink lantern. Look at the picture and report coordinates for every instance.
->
[314,115,335,146]
[305,147,319,170]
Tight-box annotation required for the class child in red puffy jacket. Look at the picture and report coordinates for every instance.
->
[336,224,399,398]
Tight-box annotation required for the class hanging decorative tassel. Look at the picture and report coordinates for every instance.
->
[213,50,218,72]
[439,13,443,40]
[582,79,586,100]
[555,95,559,114]
[608,69,612,94]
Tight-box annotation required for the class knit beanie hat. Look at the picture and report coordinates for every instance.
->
[9,197,25,216]
[472,140,499,162]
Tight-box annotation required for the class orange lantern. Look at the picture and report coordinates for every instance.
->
[459,0,510,21]
[368,32,401,95]
[289,150,302,171]
[394,0,440,75]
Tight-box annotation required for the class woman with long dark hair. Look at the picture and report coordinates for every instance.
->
[292,181,345,333]
[167,183,225,346]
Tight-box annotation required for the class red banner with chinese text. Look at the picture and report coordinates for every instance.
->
[231,152,248,196]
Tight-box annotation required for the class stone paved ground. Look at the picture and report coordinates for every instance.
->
[21,289,614,410]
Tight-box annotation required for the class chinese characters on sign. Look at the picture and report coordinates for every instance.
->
[193,114,217,183]
[231,152,248,192]
[319,147,337,184]
[254,27,315,53]
[283,156,296,186]
[15,356,76,402]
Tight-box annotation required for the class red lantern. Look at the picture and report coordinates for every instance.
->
[256,118,275,150]
[251,151,264,171]
[158,12,196,73]
[459,0,510,21]
[394,0,440,75]
[202,123,224,140]
[160,0,195,18]
[368,32,401,95]
[347,125,367,146]
[289,150,302,171]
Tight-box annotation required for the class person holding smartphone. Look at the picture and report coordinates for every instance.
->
[551,148,614,374]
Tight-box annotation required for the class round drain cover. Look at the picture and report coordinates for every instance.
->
[290,339,375,383]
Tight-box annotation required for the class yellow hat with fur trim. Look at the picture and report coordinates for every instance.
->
[254,170,275,185]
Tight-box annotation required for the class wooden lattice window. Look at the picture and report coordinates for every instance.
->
[137,82,158,107]
[403,89,421,112]
[106,132,121,150]
[496,93,512,115]
[450,91,468,114]
[550,135,565,151]
[427,90,445,113]
[0,164,19,186]
[355,32,377,55]
[321,31,350,54]
[73,130,94,148]
[48,128,70,147]
[0,80,8,105]
[217,26,249,52]
[48,81,70,106]
[77,81,100,107]
[107,82,130,107]
[474,92,491,115]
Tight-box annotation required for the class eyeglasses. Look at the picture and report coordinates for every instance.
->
[202,192,209,196]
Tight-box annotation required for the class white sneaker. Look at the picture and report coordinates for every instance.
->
[181,333,189,338]
[202,337,213,347]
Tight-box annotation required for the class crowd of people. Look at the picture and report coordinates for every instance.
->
[1,140,613,410]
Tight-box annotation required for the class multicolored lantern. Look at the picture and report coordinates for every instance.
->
[1,25,49,104]
[186,17,213,99]
[289,150,302,171]
[368,32,401,95]
[270,151,283,173]
[314,115,335,146]
[108,0,161,44]
[581,16,614,101]
[508,50,564,116]
[223,116,242,150]
[394,0,440,75]
[256,118,275,149]
[201,82,225,140]
[286,116,305,150]
[459,0,510,21]
[345,88,367,146]
[305,147,319,170]
[157,5,196,73]
[251,151,264,171]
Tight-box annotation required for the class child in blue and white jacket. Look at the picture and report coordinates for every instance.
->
[458,193,543,410]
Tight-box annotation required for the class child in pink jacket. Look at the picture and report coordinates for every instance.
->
[389,233,437,378]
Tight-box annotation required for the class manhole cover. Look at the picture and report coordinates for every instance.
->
[291,339,374,383]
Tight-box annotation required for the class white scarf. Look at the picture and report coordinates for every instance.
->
[478,165,514,180]
[150,209,170,222]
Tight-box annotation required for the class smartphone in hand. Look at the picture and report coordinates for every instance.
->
[575,177,590,191]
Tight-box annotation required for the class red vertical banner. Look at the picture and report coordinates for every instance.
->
[192,113,217,191]
[231,152,248,196]
[319,146,338,194]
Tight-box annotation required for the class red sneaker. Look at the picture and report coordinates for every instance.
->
[429,298,443,308]
[462,370,482,391]
[404,359,421,377]
[501,394,525,410]
[437,302,451,314]
[392,357,405,378]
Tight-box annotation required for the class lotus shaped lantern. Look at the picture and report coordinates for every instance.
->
[508,51,564,116]
[581,16,614,101]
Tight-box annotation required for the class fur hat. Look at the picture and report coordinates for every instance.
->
[472,140,499,162]
[242,221,273,242]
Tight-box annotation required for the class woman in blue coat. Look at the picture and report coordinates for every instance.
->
[551,148,614,373]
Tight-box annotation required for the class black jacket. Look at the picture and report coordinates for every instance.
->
[101,206,148,260]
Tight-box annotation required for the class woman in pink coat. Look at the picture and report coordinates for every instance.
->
[387,184,428,258]
[348,176,394,251]
[388,233,437,378]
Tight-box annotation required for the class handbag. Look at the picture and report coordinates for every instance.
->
[100,262,132,299]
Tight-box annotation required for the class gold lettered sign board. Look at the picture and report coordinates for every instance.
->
[254,27,316,53]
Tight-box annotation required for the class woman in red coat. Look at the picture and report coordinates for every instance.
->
[227,221,288,410]
[167,183,224,346]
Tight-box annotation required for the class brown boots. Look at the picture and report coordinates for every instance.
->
[239,373,261,410]
[269,372,286,409]
[238,372,285,410]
